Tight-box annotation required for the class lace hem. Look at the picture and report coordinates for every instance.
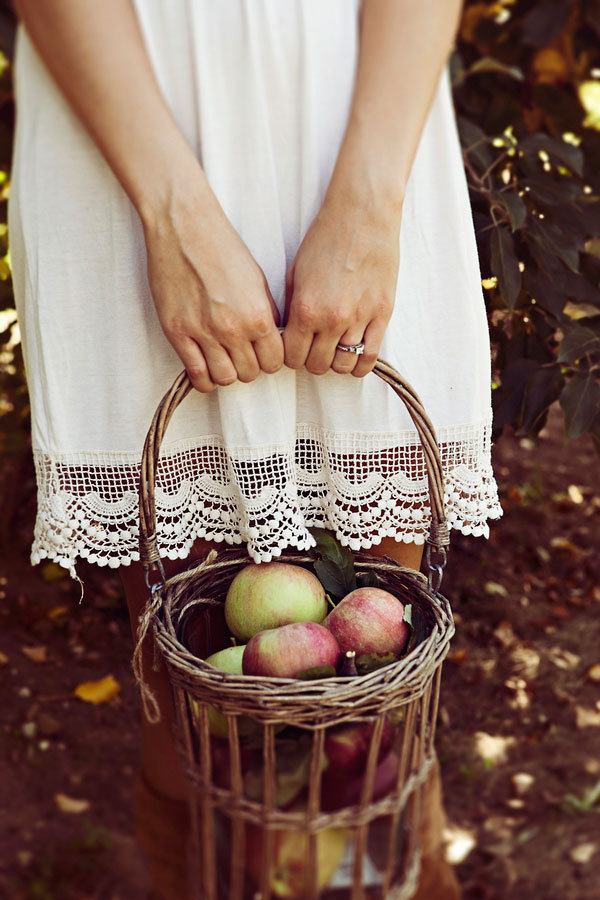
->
[31,422,503,577]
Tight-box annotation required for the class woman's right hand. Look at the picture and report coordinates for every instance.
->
[143,181,284,393]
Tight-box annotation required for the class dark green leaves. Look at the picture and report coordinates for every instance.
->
[296,664,337,681]
[309,528,357,602]
[560,375,600,440]
[558,326,600,363]
[491,226,521,311]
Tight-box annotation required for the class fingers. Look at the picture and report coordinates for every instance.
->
[201,341,238,386]
[173,336,217,393]
[330,323,368,375]
[282,306,315,370]
[351,318,386,378]
[254,328,285,374]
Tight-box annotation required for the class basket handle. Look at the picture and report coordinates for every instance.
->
[138,359,449,588]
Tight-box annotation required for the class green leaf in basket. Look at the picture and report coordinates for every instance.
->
[296,664,337,681]
[309,528,357,602]
[355,652,398,675]
[356,571,380,589]
[314,559,355,602]
[402,605,429,657]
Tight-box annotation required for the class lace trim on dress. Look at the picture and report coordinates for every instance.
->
[31,421,503,577]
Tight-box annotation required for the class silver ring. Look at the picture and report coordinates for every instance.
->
[336,341,365,355]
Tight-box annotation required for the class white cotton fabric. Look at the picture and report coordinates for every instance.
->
[9,0,502,576]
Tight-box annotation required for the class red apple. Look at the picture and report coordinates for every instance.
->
[323,587,409,658]
[321,750,400,812]
[225,562,327,641]
[242,622,340,678]
[323,717,395,779]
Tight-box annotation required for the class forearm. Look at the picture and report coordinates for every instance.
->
[14,0,208,225]
[326,0,463,215]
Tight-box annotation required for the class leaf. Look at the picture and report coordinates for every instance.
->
[457,116,494,170]
[521,0,572,48]
[520,133,584,177]
[40,562,68,583]
[356,571,380,589]
[309,528,357,600]
[490,190,527,231]
[296,664,337,681]
[54,793,91,815]
[491,226,521,310]
[560,375,600,439]
[355,652,398,675]
[467,57,524,81]
[558,326,600,363]
[517,365,565,434]
[575,706,600,729]
[403,605,429,656]
[73,674,121,705]
[20,645,48,664]
[314,559,356,601]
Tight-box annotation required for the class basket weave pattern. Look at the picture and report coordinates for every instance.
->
[134,360,455,900]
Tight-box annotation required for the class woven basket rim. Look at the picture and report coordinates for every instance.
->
[151,547,455,698]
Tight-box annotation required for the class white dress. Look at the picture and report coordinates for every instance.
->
[9,0,502,578]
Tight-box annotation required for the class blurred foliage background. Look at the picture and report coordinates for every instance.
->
[1,0,600,536]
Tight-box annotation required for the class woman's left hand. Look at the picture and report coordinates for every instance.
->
[283,195,401,377]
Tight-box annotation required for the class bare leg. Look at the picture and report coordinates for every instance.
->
[121,537,218,900]
[366,538,460,899]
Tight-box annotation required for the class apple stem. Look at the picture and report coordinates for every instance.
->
[326,593,336,610]
[339,650,359,677]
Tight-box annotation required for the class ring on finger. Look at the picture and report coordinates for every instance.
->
[335,340,365,355]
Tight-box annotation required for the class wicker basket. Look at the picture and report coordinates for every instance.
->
[134,359,454,900]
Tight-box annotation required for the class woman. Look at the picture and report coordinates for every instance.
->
[9,1,501,896]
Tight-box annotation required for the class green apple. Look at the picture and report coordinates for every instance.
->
[189,645,258,738]
[246,818,347,897]
[225,562,327,641]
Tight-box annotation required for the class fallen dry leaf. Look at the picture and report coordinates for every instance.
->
[0,651,9,666]
[549,536,583,560]
[73,674,121,705]
[484,581,509,598]
[575,706,600,729]
[587,664,600,683]
[54,793,90,814]
[40,562,68,583]
[20,646,48,664]
[547,647,580,670]
[447,648,468,665]
[493,621,516,648]
[570,842,597,865]
[48,604,69,621]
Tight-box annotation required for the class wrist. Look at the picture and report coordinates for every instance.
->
[134,148,213,233]
[324,124,405,226]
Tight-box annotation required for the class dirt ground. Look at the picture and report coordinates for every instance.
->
[0,404,598,900]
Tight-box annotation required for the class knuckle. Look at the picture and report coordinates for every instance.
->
[252,313,272,339]
[293,299,316,331]
[213,317,240,343]
[306,362,330,376]
[325,307,348,332]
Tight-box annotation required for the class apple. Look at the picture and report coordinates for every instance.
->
[323,587,409,658]
[225,562,327,641]
[190,645,259,738]
[321,750,400,812]
[242,622,340,678]
[323,717,395,780]
[210,738,255,789]
[246,818,347,897]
